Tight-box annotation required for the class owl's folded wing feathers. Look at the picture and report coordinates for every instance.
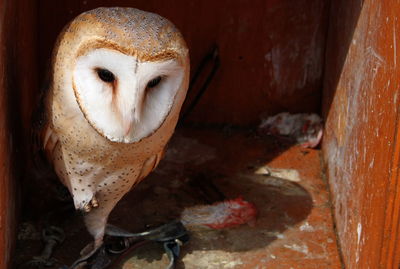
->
[31,85,59,171]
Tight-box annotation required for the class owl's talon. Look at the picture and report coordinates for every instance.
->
[69,241,105,269]
[80,242,95,256]
[83,204,92,213]
[81,197,98,213]
[91,197,99,208]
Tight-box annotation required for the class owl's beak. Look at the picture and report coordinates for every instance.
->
[121,109,136,136]
[119,104,134,136]
[120,91,142,136]
[123,120,133,136]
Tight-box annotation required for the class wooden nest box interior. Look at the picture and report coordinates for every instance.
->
[0,0,399,268]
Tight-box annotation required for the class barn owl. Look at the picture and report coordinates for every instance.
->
[33,7,189,252]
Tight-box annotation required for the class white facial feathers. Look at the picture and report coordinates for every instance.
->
[73,48,185,143]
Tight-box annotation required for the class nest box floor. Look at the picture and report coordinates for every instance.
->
[15,126,342,268]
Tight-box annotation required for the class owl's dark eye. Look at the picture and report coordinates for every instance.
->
[96,68,115,83]
[147,76,162,88]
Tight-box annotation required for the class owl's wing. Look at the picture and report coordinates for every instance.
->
[137,149,166,182]
[31,83,58,171]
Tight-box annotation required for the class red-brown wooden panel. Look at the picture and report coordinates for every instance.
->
[0,1,13,265]
[38,0,329,125]
[0,0,37,268]
[322,0,400,268]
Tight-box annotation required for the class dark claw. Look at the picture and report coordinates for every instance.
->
[68,245,110,269]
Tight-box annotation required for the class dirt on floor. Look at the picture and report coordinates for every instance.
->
[15,126,341,269]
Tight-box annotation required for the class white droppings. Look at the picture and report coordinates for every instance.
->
[270,254,276,259]
[299,221,314,232]
[393,23,397,67]
[277,233,285,239]
[356,222,362,263]
[254,165,301,182]
[369,157,375,169]
[248,175,307,197]
[223,261,244,268]
[265,231,285,239]
[183,251,243,268]
[254,166,271,176]
[284,243,309,255]
[366,46,385,64]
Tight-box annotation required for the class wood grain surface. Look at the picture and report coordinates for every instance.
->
[38,0,329,125]
[0,0,37,268]
[322,0,400,268]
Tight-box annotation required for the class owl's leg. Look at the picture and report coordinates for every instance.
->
[83,191,122,247]
[67,207,109,268]
[72,187,130,267]
[84,210,108,250]
[65,198,115,268]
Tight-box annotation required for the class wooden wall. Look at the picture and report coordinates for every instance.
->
[38,0,330,126]
[0,1,13,266]
[2,1,398,268]
[0,1,331,266]
[322,0,400,268]
[0,0,37,268]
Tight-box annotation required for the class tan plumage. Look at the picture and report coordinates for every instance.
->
[34,7,189,249]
